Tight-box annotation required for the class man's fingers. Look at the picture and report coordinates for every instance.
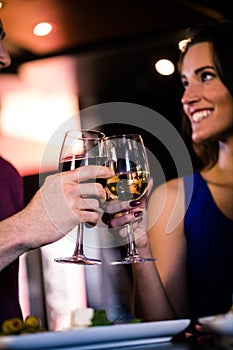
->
[77,183,107,201]
[65,166,114,182]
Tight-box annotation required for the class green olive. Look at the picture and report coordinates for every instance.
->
[24,316,40,329]
[2,318,24,334]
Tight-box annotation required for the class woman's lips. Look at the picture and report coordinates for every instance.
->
[192,109,212,122]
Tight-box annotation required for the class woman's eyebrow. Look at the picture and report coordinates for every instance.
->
[194,65,215,75]
[181,65,215,80]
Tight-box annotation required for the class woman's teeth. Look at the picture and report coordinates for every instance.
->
[192,110,211,122]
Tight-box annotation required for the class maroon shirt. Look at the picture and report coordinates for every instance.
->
[0,156,24,326]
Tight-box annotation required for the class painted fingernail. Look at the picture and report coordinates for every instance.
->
[130,200,141,207]
[134,211,143,218]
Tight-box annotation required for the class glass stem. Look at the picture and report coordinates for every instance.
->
[126,221,139,257]
[73,223,84,257]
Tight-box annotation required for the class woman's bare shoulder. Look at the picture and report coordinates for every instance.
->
[150,177,184,200]
[148,177,185,233]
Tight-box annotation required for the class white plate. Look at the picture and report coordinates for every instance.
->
[0,319,190,349]
[198,312,233,337]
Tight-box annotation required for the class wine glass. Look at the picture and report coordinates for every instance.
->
[54,129,105,265]
[103,134,156,264]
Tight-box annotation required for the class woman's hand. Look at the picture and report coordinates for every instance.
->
[102,178,153,247]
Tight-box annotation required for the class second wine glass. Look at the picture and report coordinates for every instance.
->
[54,129,105,265]
[103,134,156,264]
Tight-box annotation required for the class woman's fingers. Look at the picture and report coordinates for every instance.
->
[104,177,153,213]
[102,177,153,228]
[110,210,143,228]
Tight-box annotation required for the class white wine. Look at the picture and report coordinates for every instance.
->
[106,171,150,201]
[59,156,107,187]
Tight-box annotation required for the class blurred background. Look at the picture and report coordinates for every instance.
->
[0,0,232,330]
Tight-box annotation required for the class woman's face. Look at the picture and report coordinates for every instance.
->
[180,42,233,144]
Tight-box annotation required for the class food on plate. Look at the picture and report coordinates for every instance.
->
[0,315,45,336]
[1,309,142,336]
[70,307,94,328]
[1,318,24,335]
[90,309,115,326]
[70,308,142,329]
[90,309,141,326]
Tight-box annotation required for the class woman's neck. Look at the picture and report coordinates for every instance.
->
[202,138,233,187]
[218,138,233,173]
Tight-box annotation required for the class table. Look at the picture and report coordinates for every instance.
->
[0,336,230,350]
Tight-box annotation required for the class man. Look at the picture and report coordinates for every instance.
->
[0,18,114,326]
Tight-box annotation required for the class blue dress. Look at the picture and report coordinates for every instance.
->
[184,172,233,320]
[0,157,24,327]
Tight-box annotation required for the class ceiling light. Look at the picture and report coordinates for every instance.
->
[33,22,53,37]
[155,59,175,76]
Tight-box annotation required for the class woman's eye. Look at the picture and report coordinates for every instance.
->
[201,71,216,82]
[181,80,189,89]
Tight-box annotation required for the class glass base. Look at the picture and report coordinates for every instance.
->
[110,256,157,265]
[54,255,102,265]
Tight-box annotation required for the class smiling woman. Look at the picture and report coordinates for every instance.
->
[181,41,233,145]
[104,21,233,334]
[134,21,233,325]
[178,22,233,170]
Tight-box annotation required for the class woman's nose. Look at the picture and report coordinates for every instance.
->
[181,84,201,105]
[0,42,11,69]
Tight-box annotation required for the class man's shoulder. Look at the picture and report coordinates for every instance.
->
[0,156,21,178]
